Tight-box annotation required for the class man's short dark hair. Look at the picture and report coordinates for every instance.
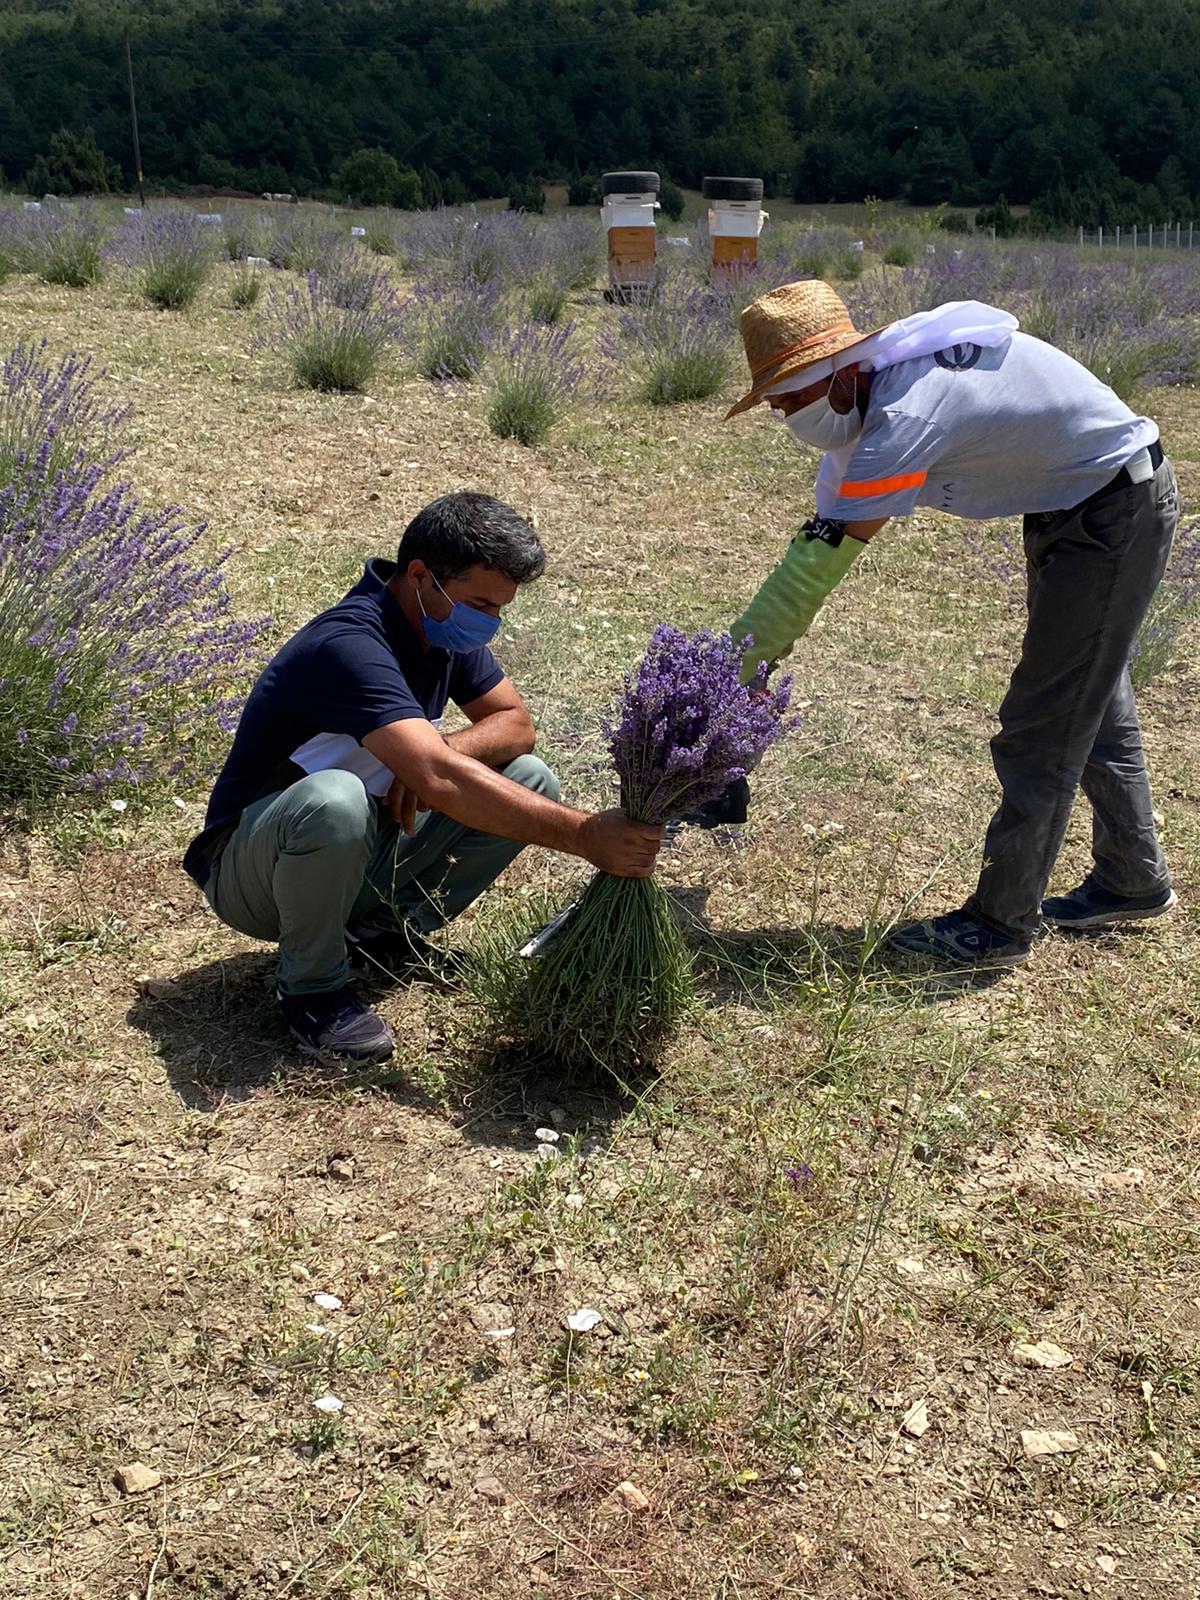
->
[397,492,545,584]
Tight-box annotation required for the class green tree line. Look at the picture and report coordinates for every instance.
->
[0,0,1196,222]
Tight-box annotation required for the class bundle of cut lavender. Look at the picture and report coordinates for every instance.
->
[487,625,793,1076]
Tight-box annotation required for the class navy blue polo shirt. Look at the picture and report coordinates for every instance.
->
[183,558,503,887]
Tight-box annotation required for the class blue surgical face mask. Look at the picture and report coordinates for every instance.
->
[417,573,501,652]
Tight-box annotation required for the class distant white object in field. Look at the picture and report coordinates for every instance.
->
[245,256,269,267]
[350,225,366,237]
[24,201,41,210]
[850,239,864,252]
[125,207,140,215]
[312,1291,343,1311]
[197,213,223,223]
[313,1394,344,1413]
[664,235,692,247]
[925,243,937,255]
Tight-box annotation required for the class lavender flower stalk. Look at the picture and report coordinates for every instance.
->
[488,629,793,1076]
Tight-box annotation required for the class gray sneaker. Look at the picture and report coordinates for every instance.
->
[278,986,395,1064]
[1041,876,1177,932]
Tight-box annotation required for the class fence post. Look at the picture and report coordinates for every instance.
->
[1133,224,1138,250]
[1190,222,1195,250]
[1176,221,1182,248]
[990,224,996,241]
[1116,225,1121,247]
[1077,225,1084,246]
[1098,224,1103,248]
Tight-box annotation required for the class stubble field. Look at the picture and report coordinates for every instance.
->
[3,230,1200,1600]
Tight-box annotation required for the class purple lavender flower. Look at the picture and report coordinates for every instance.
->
[0,341,269,814]
[401,273,502,382]
[111,208,217,310]
[17,201,106,287]
[604,626,794,824]
[266,212,347,275]
[256,270,404,392]
[0,340,131,488]
[612,276,737,405]
[486,321,585,445]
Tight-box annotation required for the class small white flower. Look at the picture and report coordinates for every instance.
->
[313,1394,344,1414]
[312,1292,343,1311]
[482,1326,515,1339]
[304,1323,330,1336]
[109,799,128,813]
[563,1193,585,1211]
[172,796,187,810]
[534,1127,560,1144]
[565,1307,603,1334]
[536,1143,559,1162]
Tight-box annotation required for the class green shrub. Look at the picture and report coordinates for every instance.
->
[882,242,915,267]
[525,274,568,324]
[230,260,264,309]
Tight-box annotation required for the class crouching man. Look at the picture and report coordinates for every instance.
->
[184,491,662,1063]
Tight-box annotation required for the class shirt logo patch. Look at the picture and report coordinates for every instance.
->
[934,343,983,371]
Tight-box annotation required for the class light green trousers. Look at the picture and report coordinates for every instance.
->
[206,757,559,995]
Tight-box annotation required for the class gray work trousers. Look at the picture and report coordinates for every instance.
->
[968,458,1179,940]
[206,756,560,995]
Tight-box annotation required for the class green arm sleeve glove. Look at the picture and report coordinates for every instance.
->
[729,531,866,682]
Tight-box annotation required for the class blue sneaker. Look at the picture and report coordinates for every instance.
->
[1041,876,1176,932]
[278,986,395,1064]
[888,908,1031,968]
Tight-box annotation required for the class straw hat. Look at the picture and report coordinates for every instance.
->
[725,280,887,420]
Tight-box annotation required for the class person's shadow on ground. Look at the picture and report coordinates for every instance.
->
[666,884,1011,1006]
[126,950,629,1151]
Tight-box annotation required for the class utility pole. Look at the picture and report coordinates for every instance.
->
[125,34,145,206]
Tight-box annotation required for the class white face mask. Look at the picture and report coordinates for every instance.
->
[782,391,865,450]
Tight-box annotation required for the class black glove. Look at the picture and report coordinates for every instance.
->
[682,777,750,829]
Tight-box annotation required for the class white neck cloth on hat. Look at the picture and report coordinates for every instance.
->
[763,300,1019,517]
[765,299,1018,399]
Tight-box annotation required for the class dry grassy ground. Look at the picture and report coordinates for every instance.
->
[2,256,1200,1600]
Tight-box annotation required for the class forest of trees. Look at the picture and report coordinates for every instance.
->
[1,0,1197,225]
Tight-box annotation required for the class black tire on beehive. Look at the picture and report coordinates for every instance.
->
[701,176,764,202]
[601,171,660,196]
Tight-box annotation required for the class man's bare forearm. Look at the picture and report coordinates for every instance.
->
[444,710,535,768]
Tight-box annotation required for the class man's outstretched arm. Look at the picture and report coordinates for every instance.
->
[363,715,662,877]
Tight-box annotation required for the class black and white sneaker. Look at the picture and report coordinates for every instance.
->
[278,986,395,1064]
[1041,877,1177,932]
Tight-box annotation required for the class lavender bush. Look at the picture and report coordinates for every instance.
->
[964,515,1200,685]
[257,269,403,392]
[617,278,736,405]
[20,202,106,288]
[230,259,264,309]
[0,341,131,490]
[0,344,268,817]
[266,212,346,275]
[1134,517,1200,683]
[485,321,585,446]
[403,274,501,382]
[114,209,216,310]
[479,628,793,1074]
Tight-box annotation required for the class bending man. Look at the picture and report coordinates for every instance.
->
[719,280,1179,968]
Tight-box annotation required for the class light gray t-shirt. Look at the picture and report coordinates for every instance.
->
[814,332,1159,521]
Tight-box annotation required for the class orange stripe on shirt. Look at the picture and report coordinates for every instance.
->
[840,470,927,499]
